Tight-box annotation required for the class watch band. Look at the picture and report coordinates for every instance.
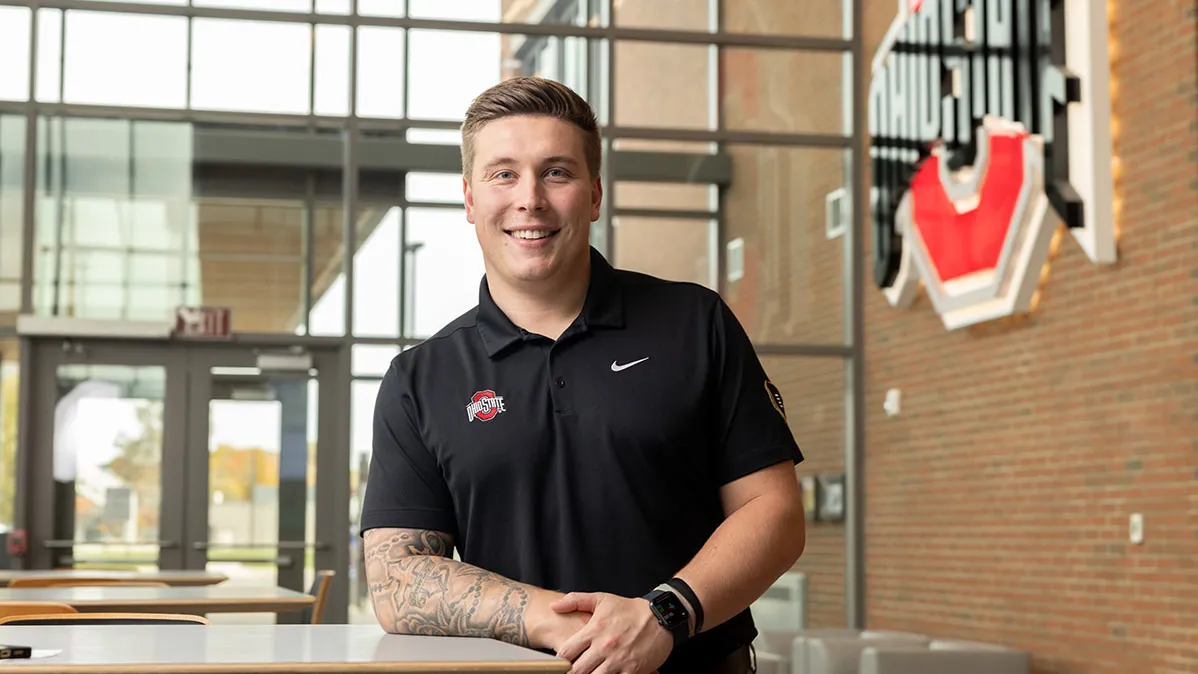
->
[665,577,704,635]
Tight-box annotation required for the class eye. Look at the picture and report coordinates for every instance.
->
[494,170,515,180]
[545,168,569,179]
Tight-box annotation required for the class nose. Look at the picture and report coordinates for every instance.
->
[515,175,548,213]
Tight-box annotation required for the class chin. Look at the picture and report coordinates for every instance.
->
[508,260,558,284]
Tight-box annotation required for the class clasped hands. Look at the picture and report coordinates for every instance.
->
[544,592,674,674]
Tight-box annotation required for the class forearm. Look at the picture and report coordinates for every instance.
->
[364,528,567,648]
[675,493,805,633]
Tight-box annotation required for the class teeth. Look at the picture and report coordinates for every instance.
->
[512,230,551,240]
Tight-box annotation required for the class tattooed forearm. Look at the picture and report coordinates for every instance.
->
[363,528,535,646]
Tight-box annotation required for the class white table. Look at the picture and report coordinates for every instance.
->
[0,586,313,615]
[0,624,568,672]
[0,570,228,588]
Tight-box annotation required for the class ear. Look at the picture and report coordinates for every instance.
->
[463,176,475,224]
[590,175,603,222]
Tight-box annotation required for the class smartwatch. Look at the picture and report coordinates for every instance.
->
[642,587,690,649]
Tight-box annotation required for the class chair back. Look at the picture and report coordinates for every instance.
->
[0,601,78,618]
[301,570,335,624]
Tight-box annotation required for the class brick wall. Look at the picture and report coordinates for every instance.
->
[860,2,1198,674]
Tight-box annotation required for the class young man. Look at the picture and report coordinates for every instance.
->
[361,76,805,674]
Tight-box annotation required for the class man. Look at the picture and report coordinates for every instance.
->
[361,76,805,674]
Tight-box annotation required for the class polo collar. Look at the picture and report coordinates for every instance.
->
[476,246,625,358]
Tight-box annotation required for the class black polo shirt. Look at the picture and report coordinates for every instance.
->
[361,247,803,672]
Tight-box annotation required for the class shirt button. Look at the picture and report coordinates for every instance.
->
[555,377,566,388]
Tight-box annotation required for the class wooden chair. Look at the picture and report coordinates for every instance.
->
[301,570,335,625]
[0,612,211,626]
[0,602,79,619]
[9,579,170,589]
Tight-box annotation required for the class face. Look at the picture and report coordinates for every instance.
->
[464,114,602,289]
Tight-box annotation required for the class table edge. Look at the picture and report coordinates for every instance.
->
[0,661,569,673]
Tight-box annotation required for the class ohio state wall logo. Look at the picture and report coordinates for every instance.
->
[869,0,1116,330]
[466,390,506,422]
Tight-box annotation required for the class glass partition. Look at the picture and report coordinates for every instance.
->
[1,0,860,628]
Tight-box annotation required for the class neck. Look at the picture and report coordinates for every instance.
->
[487,253,591,341]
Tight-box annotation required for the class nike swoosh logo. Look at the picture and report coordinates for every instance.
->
[611,357,650,372]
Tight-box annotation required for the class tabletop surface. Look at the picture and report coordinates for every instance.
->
[0,585,313,608]
[0,624,568,672]
[0,570,228,586]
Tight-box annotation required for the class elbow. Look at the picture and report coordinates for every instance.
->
[366,587,416,636]
[786,502,807,565]
[793,516,807,562]
[371,604,415,636]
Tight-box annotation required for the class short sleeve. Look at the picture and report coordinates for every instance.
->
[710,297,804,485]
[359,359,459,538]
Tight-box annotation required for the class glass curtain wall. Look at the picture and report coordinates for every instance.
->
[0,0,864,628]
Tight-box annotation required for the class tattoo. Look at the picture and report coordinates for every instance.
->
[363,528,532,646]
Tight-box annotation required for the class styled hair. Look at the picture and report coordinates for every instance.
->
[460,77,601,180]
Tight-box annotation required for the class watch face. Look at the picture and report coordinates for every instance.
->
[650,592,688,629]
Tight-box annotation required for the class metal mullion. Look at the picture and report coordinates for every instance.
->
[0,100,856,150]
[366,116,456,131]
[0,100,345,128]
[348,335,425,348]
[304,0,316,338]
[399,200,461,210]
[753,343,852,358]
[307,0,316,120]
[185,0,193,109]
[709,0,722,294]
[607,126,851,148]
[343,0,358,338]
[396,0,409,339]
[303,172,315,336]
[602,0,614,261]
[396,206,406,338]
[845,0,866,632]
[401,0,409,119]
[611,207,715,220]
[0,0,852,52]
[19,2,38,316]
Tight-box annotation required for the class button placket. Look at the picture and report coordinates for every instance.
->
[548,345,572,414]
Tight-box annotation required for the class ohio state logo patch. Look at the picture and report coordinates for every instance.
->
[466,390,506,422]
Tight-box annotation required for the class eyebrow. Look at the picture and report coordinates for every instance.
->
[480,156,581,174]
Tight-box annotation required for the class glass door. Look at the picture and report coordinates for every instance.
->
[23,339,187,572]
[185,353,315,624]
[51,364,169,570]
[19,336,350,622]
[181,343,345,624]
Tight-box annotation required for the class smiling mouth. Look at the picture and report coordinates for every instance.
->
[506,229,559,241]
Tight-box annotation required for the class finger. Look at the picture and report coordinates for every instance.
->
[549,593,578,613]
[552,592,601,614]
[555,627,594,662]
[588,661,618,674]
[567,646,607,674]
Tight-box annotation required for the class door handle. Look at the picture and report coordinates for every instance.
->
[55,556,161,566]
[191,541,328,551]
[43,540,179,549]
[205,555,296,568]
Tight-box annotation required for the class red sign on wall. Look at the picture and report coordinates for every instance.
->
[175,306,231,337]
[869,0,1117,330]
